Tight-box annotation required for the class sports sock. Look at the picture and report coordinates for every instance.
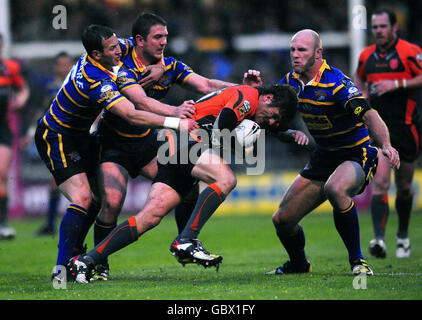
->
[94,217,117,246]
[178,184,226,240]
[370,194,389,240]
[74,199,100,250]
[87,216,139,265]
[396,191,413,238]
[46,188,60,228]
[276,225,308,267]
[174,201,196,234]
[56,204,88,267]
[333,201,364,263]
[0,195,8,225]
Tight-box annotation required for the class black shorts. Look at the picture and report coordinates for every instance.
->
[300,144,379,194]
[153,129,206,199]
[388,123,420,163]
[34,122,100,186]
[98,125,160,179]
[0,121,13,146]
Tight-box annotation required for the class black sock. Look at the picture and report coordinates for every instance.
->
[87,216,139,264]
[94,217,117,246]
[370,194,389,240]
[396,191,413,238]
[277,225,308,267]
[74,199,101,251]
[178,184,226,240]
[0,196,9,225]
[174,201,196,234]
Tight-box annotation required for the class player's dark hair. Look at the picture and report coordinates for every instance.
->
[132,12,167,40]
[257,84,298,122]
[373,8,397,26]
[82,24,115,57]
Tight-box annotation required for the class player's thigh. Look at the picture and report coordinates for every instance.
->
[58,172,92,205]
[134,182,182,233]
[191,149,236,192]
[325,160,366,198]
[372,152,392,194]
[274,174,326,226]
[140,156,158,181]
[394,159,417,193]
[98,161,129,208]
[0,145,12,178]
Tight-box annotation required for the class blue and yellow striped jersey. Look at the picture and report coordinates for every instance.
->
[40,38,134,136]
[279,60,370,151]
[98,46,195,138]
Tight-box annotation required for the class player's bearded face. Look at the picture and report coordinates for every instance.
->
[290,41,316,74]
[371,14,396,48]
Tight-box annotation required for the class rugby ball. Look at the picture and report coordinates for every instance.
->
[234,119,261,148]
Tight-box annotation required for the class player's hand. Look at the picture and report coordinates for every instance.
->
[292,130,309,146]
[382,145,400,169]
[176,100,196,119]
[178,118,199,132]
[139,64,165,88]
[243,69,262,87]
[372,80,397,96]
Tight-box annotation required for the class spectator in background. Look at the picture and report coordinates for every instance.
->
[0,33,30,240]
[21,52,74,236]
[354,9,422,258]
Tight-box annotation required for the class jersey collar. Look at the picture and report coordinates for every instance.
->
[132,48,165,73]
[292,59,330,87]
[85,53,122,81]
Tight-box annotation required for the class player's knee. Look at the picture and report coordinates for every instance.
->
[102,189,124,214]
[372,175,390,193]
[72,191,92,209]
[217,172,237,194]
[272,207,294,229]
[323,181,344,202]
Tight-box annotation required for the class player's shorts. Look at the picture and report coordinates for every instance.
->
[300,144,379,194]
[34,122,100,186]
[0,120,13,146]
[97,123,159,179]
[153,129,206,199]
[388,123,420,163]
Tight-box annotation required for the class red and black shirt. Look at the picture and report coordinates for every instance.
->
[357,38,422,126]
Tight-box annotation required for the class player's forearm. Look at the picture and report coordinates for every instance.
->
[135,97,176,116]
[362,109,391,148]
[205,79,236,93]
[403,74,422,89]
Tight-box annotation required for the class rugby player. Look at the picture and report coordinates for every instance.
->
[68,83,300,283]
[0,33,30,240]
[34,24,197,279]
[269,29,400,276]
[91,13,263,280]
[354,9,422,259]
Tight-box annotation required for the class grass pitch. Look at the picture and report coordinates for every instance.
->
[1,210,421,301]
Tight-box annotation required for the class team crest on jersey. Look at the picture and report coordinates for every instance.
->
[390,58,399,70]
[417,53,422,62]
[68,151,81,162]
[315,90,327,101]
[237,101,251,117]
[101,84,113,93]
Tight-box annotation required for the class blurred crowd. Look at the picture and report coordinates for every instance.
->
[7,0,422,178]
